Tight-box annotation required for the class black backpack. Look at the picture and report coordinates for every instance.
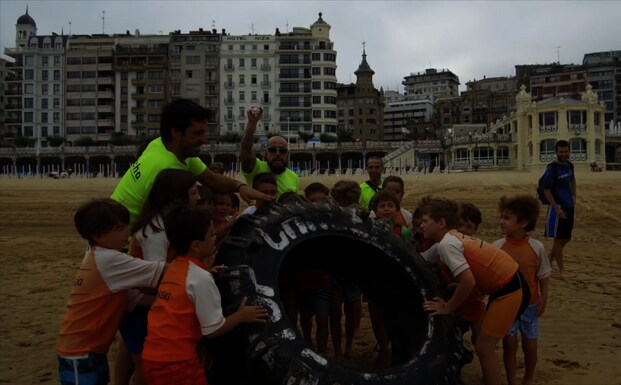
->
[536,161,574,205]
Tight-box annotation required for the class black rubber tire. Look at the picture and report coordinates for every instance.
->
[206,198,463,385]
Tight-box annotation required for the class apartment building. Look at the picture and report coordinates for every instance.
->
[220,33,277,137]
[384,96,434,141]
[65,35,116,143]
[0,58,10,139]
[583,50,621,127]
[114,32,169,137]
[169,28,223,138]
[3,8,68,147]
[515,63,587,102]
[460,76,517,126]
[275,13,338,141]
[402,68,460,101]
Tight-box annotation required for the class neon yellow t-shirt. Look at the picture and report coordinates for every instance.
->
[242,159,299,197]
[111,138,206,224]
[359,180,383,211]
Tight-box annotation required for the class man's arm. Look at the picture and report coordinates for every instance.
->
[240,109,263,174]
[196,168,273,203]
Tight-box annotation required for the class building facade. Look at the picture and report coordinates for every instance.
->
[402,68,460,101]
[583,50,621,128]
[460,76,517,126]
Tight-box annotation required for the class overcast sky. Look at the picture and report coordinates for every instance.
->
[1,0,620,92]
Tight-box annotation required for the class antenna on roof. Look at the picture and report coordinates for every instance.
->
[102,10,105,34]
[69,21,72,35]
[212,20,216,29]
[286,20,289,33]
[555,45,561,63]
[251,23,255,34]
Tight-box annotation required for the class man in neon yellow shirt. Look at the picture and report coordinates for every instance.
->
[239,109,299,197]
[111,99,272,225]
[359,156,384,211]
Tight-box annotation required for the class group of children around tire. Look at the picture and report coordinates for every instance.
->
[56,163,550,385]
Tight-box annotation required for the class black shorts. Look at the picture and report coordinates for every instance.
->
[545,206,574,240]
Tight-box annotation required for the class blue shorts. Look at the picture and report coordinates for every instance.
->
[58,353,109,385]
[507,303,539,339]
[117,306,149,354]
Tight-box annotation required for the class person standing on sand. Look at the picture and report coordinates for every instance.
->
[359,156,384,211]
[542,140,576,276]
[111,99,273,226]
[239,108,299,197]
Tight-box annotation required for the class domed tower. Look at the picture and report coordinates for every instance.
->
[355,44,375,90]
[310,12,331,39]
[16,6,37,48]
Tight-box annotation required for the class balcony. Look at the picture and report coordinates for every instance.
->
[539,125,558,133]
[567,123,587,133]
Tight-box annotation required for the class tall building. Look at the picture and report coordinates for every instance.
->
[4,7,68,148]
[515,63,587,102]
[170,28,223,138]
[275,13,338,141]
[384,96,435,141]
[114,32,169,137]
[402,68,460,101]
[583,50,621,127]
[336,46,384,141]
[220,32,277,138]
[460,76,517,126]
[65,34,116,144]
[0,58,10,140]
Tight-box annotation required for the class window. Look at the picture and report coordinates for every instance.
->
[54,56,61,66]
[538,112,557,128]
[24,84,34,94]
[53,112,60,122]
[312,67,321,75]
[251,58,257,68]
[42,57,49,66]
[186,56,200,65]
[41,70,48,81]
[239,58,245,68]
[239,74,245,85]
[24,98,34,108]
[25,56,34,66]
[54,70,61,81]
[121,72,128,80]
[239,107,245,117]
[67,71,81,79]
[540,139,556,158]
[41,99,48,109]
[251,91,257,101]
[240,45,245,51]
[239,91,245,101]
[313,96,321,104]
[251,74,257,85]
[42,84,49,94]
[323,67,336,75]
[24,112,34,122]
[312,53,320,61]
[24,69,34,80]
[41,112,48,123]
[312,82,321,90]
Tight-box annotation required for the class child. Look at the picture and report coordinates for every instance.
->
[330,180,364,358]
[379,175,413,231]
[56,199,166,385]
[419,197,529,385]
[493,195,551,385]
[197,184,216,215]
[117,169,201,385]
[412,207,435,253]
[240,172,278,216]
[458,202,482,236]
[141,203,268,385]
[369,189,413,367]
[453,201,487,341]
[294,182,333,354]
[213,192,235,244]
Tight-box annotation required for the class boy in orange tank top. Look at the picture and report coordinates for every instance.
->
[493,195,551,385]
[420,197,529,385]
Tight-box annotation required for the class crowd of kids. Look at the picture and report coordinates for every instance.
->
[56,99,564,385]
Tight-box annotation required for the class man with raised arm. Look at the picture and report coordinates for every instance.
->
[239,108,299,197]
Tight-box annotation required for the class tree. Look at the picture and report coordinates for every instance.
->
[336,128,355,142]
[13,136,36,147]
[110,133,135,146]
[74,136,96,146]
[220,132,242,143]
[298,131,315,142]
[320,133,337,143]
[47,136,65,147]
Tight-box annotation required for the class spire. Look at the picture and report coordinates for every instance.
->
[26,5,29,15]
[355,41,373,74]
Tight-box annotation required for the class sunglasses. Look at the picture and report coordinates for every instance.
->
[267,147,289,154]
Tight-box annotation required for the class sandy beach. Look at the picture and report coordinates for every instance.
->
[1,169,620,384]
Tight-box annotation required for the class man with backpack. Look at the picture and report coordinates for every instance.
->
[541,140,576,276]
[359,156,384,211]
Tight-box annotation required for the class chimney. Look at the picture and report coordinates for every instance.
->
[135,29,140,36]
[221,28,226,35]
[212,28,217,34]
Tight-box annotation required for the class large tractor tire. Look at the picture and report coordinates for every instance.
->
[206,198,463,385]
